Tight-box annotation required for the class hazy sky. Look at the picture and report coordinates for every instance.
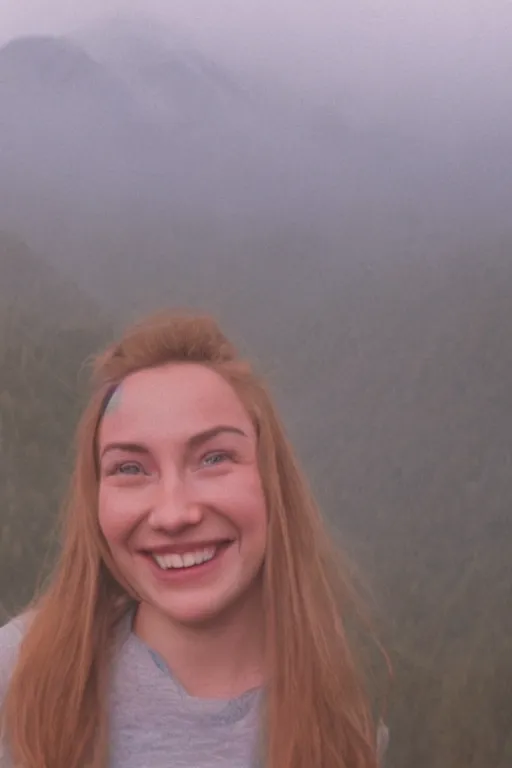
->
[1,1,511,140]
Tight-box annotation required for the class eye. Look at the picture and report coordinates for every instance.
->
[107,461,146,476]
[201,450,233,467]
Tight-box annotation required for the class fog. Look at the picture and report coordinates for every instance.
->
[2,1,512,137]
[1,3,512,767]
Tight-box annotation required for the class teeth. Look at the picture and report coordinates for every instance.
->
[153,547,216,570]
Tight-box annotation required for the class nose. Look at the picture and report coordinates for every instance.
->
[147,470,203,532]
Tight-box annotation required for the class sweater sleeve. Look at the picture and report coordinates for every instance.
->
[0,617,26,766]
[376,719,390,765]
[0,617,25,705]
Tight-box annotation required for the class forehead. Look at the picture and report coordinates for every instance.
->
[98,363,253,445]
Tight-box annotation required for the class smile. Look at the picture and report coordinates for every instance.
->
[152,547,217,570]
[147,539,234,573]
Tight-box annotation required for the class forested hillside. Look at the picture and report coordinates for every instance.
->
[0,232,110,611]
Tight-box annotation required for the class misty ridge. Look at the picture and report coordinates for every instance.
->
[1,13,512,768]
[1,14,511,308]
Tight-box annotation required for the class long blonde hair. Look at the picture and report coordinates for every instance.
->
[2,311,384,768]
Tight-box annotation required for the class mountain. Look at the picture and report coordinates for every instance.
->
[0,35,112,88]
[0,35,152,198]
[0,230,101,326]
[0,26,442,310]
[77,16,245,114]
[2,23,506,329]
[0,35,139,149]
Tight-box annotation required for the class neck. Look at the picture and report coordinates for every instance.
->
[133,592,265,699]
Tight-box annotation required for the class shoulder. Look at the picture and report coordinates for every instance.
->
[0,617,27,768]
[0,615,26,660]
[376,719,390,764]
[0,614,31,700]
[0,614,29,653]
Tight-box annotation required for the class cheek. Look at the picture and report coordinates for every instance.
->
[98,487,143,546]
[219,472,268,541]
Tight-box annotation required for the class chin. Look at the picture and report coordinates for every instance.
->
[156,593,240,627]
[152,579,263,628]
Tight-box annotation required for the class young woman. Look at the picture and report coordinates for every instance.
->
[0,311,388,768]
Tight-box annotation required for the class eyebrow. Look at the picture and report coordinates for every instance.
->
[99,425,249,460]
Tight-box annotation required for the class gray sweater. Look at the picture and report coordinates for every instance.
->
[0,616,261,767]
[0,617,389,767]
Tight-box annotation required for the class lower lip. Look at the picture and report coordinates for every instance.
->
[142,544,231,585]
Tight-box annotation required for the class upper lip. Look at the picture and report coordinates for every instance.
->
[142,540,232,556]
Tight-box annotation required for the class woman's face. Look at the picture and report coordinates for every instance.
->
[97,363,267,627]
